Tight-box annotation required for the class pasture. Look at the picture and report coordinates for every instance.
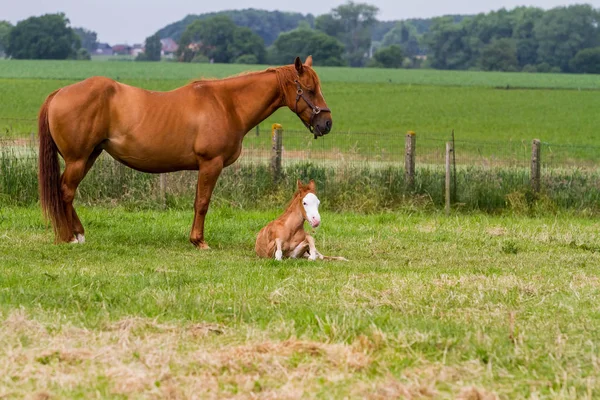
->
[1,59,600,398]
[1,206,600,398]
[1,60,600,152]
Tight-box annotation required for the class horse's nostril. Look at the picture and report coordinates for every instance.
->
[326,120,332,130]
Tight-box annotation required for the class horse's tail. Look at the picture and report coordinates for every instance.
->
[38,89,70,242]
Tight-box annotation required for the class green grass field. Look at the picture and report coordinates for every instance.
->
[1,59,600,398]
[1,206,600,398]
[3,59,600,89]
[1,60,600,157]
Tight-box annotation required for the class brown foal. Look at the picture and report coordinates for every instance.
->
[37,56,332,248]
[255,180,347,261]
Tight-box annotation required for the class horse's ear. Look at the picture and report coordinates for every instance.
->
[297,179,303,189]
[308,179,316,191]
[294,57,304,75]
[304,55,313,67]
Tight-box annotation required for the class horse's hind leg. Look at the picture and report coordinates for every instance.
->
[70,148,103,243]
[61,160,89,243]
[289,240,309,259]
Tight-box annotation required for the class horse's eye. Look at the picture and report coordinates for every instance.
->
[303,202,307,205]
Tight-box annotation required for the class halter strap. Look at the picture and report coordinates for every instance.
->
[294,80,331,139]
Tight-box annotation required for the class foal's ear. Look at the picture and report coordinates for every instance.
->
[304,55,313,67]
[294,57,304,74]
[297,179,303,189]
[308,179,316,191]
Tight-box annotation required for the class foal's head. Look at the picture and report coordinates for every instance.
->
[295,179,321,228]
[277,56,333,138]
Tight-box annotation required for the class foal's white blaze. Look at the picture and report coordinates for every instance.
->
[302,193,321,228]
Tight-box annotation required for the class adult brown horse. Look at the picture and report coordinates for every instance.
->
[38,56,332,248]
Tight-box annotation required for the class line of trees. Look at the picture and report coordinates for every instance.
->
[176,15,267,64]
[170,2,600,73]
[174,2,383,67]
[426,5,600,73]
[2,3,600,74]
[1,13,91,60]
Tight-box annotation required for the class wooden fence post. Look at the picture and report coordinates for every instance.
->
[405,131,416,190]
[445,142,453,216]
[531,139,541,193]
[271,123,283,183]
[159,174,167,208]
[451,129,457,202]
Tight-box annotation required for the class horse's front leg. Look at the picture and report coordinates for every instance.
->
[275,238,284,260]
[190,158,223,249]
[305,235,322,261]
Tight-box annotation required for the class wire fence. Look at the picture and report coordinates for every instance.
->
[239,129,599,170]
[1,122,598,168]
[1,126,599,212]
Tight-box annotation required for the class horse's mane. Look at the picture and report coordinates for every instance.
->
[190,68,267,85]
[283,186,315,214]
[189,64,318,86]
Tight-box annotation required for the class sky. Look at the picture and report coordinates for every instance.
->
[4,0,600,44]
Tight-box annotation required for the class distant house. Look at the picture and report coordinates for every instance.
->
[131,44,144,57]
[112,44,132,56]
[95,43,113,56]
[160,38,178,57]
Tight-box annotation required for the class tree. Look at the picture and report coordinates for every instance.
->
[73,27,97,53]
[315,1,379,67]
[75,48,91,60]
[235,54,258,64]
[229,27,266,64]
[512,7,543,68]
[382,22,422,57]
[7,13,81,60]
[144,34,162,61]
[570,47,600,74]
[425,16,473,70]
[370,44,404,68]
[0,21,12,56]
[270,27,345,66]
[177,15,266,63]
[534,5,600,72]
[157,9,314,46]
[479,38,518,71]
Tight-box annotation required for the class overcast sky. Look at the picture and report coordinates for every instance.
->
[5,0,599,44]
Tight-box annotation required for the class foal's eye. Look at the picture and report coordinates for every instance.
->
[303,202,307,205]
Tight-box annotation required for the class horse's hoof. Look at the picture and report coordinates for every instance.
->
[69,237,79,244]
[76,234,85,244]
[197,242,211,250]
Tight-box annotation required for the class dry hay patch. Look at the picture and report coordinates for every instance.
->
[0,310,505,399]
[0,310,372,399]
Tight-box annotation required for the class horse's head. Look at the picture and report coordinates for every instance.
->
[296,179,321,228]
[279,56,332,138]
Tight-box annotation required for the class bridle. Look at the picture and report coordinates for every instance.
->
[294,80,331,139]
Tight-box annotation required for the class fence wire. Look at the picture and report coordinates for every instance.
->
[1,129,599,211]
[2,130,598,170]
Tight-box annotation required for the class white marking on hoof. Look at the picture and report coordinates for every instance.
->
[76,234,85,244]
[275,250,283,261]
[69,237,79,244]
[308,253,317,261]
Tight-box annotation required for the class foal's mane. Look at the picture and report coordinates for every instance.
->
[283,185,315,215]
